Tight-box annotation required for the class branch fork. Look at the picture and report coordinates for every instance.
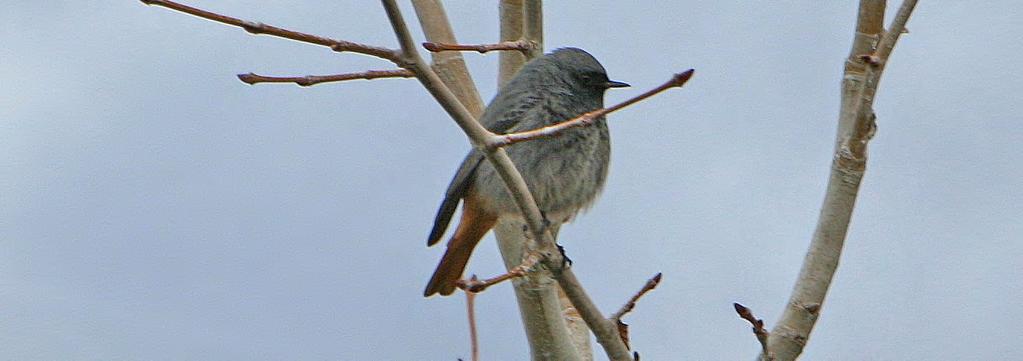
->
[761,1,918,360]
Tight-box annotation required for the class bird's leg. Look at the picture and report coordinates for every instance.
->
[557,243,573,268]
[538,209,554,235]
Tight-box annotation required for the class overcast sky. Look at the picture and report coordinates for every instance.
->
[3,1,1021,360]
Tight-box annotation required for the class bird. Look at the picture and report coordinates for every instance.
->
[424,48,628,297]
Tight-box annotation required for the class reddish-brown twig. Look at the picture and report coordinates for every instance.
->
[609,273,661,349]
[734,303,772,360]
[610,273,663,321]
[422,40,534,54]
[139,0,400,63]
[237,69,414,86]
[456,251,541,293]
[464,281,480,361]
[490,69,695,149]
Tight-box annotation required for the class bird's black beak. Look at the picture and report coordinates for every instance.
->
[604,80,630,89]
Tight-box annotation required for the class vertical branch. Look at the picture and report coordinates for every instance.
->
[411,0,486,117]
[466,290,481,361]
[498,0,526,86]
[522,0,544,59]
[410,1,583,360]
[835,0,886,150]
[494,1,595,360]
[764,1,918,360]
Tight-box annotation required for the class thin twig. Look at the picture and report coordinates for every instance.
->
[423,40,534,54]
[457,251,541,293]
[490,70,694,149]
[734,303,772,360]
[139,0,401,63]
[465,282,480,361]
[610,273,663,321]
[237,69,414,86]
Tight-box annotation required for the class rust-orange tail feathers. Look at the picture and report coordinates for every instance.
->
[424,195,497,297]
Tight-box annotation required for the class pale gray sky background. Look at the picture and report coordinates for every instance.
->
[2,1,1021,360]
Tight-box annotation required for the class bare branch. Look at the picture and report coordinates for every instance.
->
[498,0,527,87]
[457,251,541,293]
[139,0,400,63]
[610,273,663,321]
[465,284,480,361]
[556,268,634,360]
[423,40,534,54]
[765,1,919,360]
[411,0,486,117]
[491,70,694,149]
[522,0,543,59]
[237,69,414,86]
[734,303,772,360]
[870,0,918,68]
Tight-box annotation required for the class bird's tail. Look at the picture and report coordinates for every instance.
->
[424,199,497,297]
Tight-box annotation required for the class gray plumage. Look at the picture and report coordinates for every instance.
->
[425,48,626,296]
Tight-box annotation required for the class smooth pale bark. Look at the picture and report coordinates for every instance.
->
[764,1,917,359]
[494,1,591,359]
[410,0,485,118]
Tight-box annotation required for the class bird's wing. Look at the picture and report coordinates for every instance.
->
[427,150,485,246]
[426,92,544,246]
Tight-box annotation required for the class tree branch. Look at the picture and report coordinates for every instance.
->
[521,0,543,59]
[457,252,539,293]
[764,1,918,360]
[465,285,481,361]
[422,40,535,54]
[610,273,662,322]
[236,69,414,86]
[734,303,772,360]
[498,0,527,87]
[410,0,486,117]
[139,0,401,63]
[490,70,694,149]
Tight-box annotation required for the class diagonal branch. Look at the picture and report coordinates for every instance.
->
[610,273,663,322]
[734,303,772,360]
[490,70,694,149]
[609,273,662,350]
[139,0,401,63]
[237,69,414,86]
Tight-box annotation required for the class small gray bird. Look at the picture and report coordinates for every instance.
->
[424,48,628,297]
